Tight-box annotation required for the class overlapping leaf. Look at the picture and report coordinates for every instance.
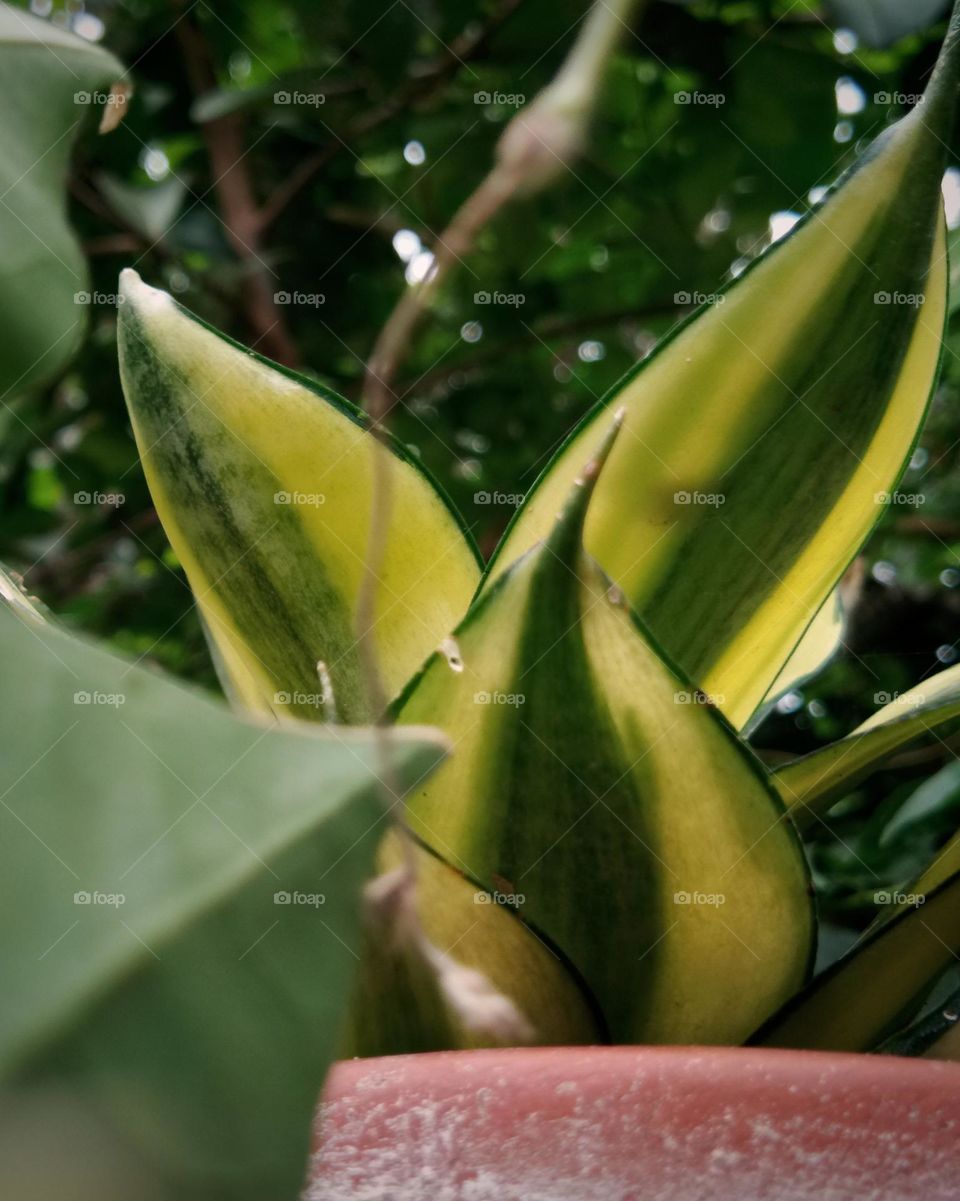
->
[396,424,814,1045]
[117,269,481,724]
[0,604,445,1199]
[482,24,959,730]
[752,869,960,1052]
[342,833,599,1056]
[774,663,960,829]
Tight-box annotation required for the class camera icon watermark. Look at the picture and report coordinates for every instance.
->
[673,890,725,907]
[274,91,325,107]
[473,690,525,707]
[74,890,125,907]
[674,490,725,507]
[674,291,725,307]
[473,90,525,108]
[274,490,326,507]
[674,91,726,107]
[874,291,924,308]
[874,92,924,107]
[74,291,124,307]
[474,290,525,307]
[74,690,126,707]
[474,889,525,907]
[874,889,925,908]
[673,690,725,707]
[874,490,925,507]
[473,489,525,507]
[273,890,326,906]
[273,291,325,307]
[74,490,125,508]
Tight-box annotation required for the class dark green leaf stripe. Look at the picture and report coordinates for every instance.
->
[118,270,482,724]
[482,19,960,730]
[397,423,814,1044]
[120,297,367,722]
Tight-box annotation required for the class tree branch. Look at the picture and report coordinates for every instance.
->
[255,0,527,234]
[173,4,299,366]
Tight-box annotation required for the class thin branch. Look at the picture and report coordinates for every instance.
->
[255,0,527,234]
[173,4,299,367]
[362,0,647,429]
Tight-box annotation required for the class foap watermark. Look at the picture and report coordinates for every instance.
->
[274,690,328,709]
[674,90,725,107]
[875,92,924,107]
[475,890,525,907]
[474,690,525,707]
[74,690,125,707]
[74,291,124,307]
[474,90,525,108]
[474,290,525,307]
[274,90,325,107]
[674,291,725,307]
[874,490,925,507]
[873,691,926,709]
[674,890,725,907]
[874,889,925,908]
[274,290,325,307]
[674,690,725,707]
[74,490,125,508]
[74,89,129,110]
[474,490,525,507]
[674,490,725,507]
[875,291,924,308]
[74,890,125,907]
[274,490,326,507]
[274,890,326,907]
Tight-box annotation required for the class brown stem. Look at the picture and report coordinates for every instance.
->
[173,5,299,366]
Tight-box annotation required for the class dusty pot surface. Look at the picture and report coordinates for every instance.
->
[308,1045,960,1201]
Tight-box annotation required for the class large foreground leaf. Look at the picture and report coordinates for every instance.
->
[482,17,958,730]
[773,663,960,829]
[397,424,814,1045]
[118,269,481,724]
[0,605,445,1200]
[0,5,123,399]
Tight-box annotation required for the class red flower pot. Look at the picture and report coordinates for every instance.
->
[310,1046,960,1200]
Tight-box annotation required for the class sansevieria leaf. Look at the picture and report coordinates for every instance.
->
[756,821,960,1052]
[752,868,960,1053]
[482,13,960,730]
[0,605,446,1199]
[342,832,599,1056]
[397,421,814,1045]
[773,663,960,829]
[117,269,481,724]
[879,979,960,1059]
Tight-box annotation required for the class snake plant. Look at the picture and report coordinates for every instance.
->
[115,9,960,1062]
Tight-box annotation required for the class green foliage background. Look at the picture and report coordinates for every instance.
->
[5,0,960,946]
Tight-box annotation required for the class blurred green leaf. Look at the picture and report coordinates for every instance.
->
[0,4,123,399]
[0,603,446,1200]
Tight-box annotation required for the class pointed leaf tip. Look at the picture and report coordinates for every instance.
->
[117,278,481,723]
[546,408,625,565]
